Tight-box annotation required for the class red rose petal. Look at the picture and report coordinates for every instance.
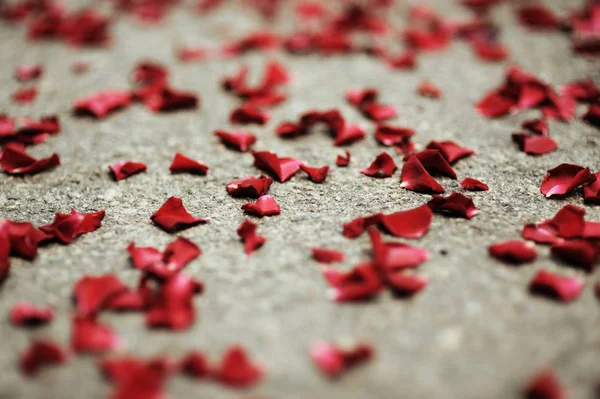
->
[15,64,43,82]
[322,262,384,302]
[142,87,199,113]
[71,315,121,354]
[360,152,397,178]
[100,356,173,399]
[215,345,264,388]
[336,151,351,167]
[428,193,478,219]
[529,269,584,303]
[417,80,442,98]
[73,89,132,118]
[375,124,414,147]
[226,175,273,197]
[241,195,281,217]
[540,163,596,197]
[342,213,384,239]
[237,219,266,255]
[517,4,559,30]
[524,369,566,399]
[460,177,489,191]
[300,164,329,183]
[150,197,208,233]
[312,248,345,264]
[472,40,509,62]
[230,104,270,125]
[10,302,54,327]
[583,104,600,128]
[252,150,303,182]
[384,51,418,70]
[74,274,128,317]
[0,219,50,260]
[310,341,373,378]
[0,145,60,175]
[128,237,201,279]
[0,114,15,138]
[369,229,429,271]
[425,141,474,164]
[334,124,366,146]
[476,90,515,118]
[14,115,61,145]
[379,204,433,239]
[214,130,257,152]
[146,272,204,330]
[583,172,600,203]
[522,118,549,136]
[20,340,68,377]
[551,239,598,272]
[561,79,600,104]
[169,153,208,175]
[105,286,150,312]
[12,87,37,104]
[543,204,586,239]
[181,351,210,378]
[109,160,147,181]
[412,149,457,179]
[177,46,207,62]
[489,240,538,264]
[40,209,105,244]
[400,155,445,194]
[512,133,557,155]
[386,272,428,297]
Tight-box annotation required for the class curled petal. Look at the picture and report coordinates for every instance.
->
[146,273,204,330]
[10,302,53,327]
[529,269,584,303]
[425,141,474,164]
[230,104,270,125]
[252,151,303,182]
[150,197,207,233]
[73,89,132,118]
[336,151,350,166]
[169,153,208,175]
[242,195,281,217]
[226,175,273,197]
[40,209,105,244]
[369,229,429,271]
[71,315,121,354]
[512,133,557,155]
[214,130,256,152]
[551,239,598,272]
[459,177,489,191]
[428,193,477,219]
[20,340,68,377]
[300,164,329,183]
[360,152,397,178]
[0,145,60,175]
[312,248,345,264]
[489,240,537,264]
[109,160,147,181]
[322,262,384,302]
[74,274,128,317]
[540,164,595,197]
[379,205,432,239]
[521,118,549,136]
[400,155,445,194]
[237,219,266,255]
[215,346,264,388]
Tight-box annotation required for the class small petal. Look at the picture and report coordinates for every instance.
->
[336,151,351,167]
[242,195,281,217]
[150,197,208,233]
[360,152,397,178]
[214,130,256,152]
[252,151,303,182]
[400,155,445,194]
[428,193,478,219]
[489,240,537,264]
[226,175,273,197]
[460,177,489,191]
[310,341,373,378]
[73,89,132,118]
[0,145,60,175]
[9,302,53,327]
[237,219,266,255]
[312,248,345,264]
[300,165,329,183]
[109,160,147,181]
[540,164,596,197]
[214,345,264,388]
[323,262,384,302]
[20,340,68,377]
[40,209,105,244]
[169,153,208,175]
[529,269,584,303]
[379,205,432,239]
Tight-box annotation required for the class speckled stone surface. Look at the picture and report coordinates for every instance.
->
[0,1,599,398]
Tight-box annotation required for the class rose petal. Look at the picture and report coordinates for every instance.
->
[369,229,429,271]
[540,163,596,197]
[386,272,428,297]
[226,175,273,197]
[529,269,584,303]
[100,356,173,399]
[237,219,266,255]
[517,4,559,30]
[242,195,281,217]
[512,133,557,155]
[412,150,457,179]
[12,87,37,104]
[400,155,445,194]
[583,104,600,129]
[343,213,384,239]
[230,104,270,125]
[71,315,121,354]
[522,118,549,136]
[181,351,210,378]
[150,197,208,232]
[460,177,489,191]
[425,141,474,164]
[20,340,68,377]
[379,204,432,239]
[551,239,598,271]
[417,80,442,98]
[336,151,351,167]
[360,152,397,178]
[252,151,303,182]
[561,79,600,104]
[323,262,384,302]
[310,341,373,378]
[214,345,264,388]
[39,209,105,244]
[10,302,53,327]
[128,237,201,279]
[375,124,414,147]
[146,273,204,330]
[489,240,538,264]
[169,153,208,175]
[0,145,60,175]
[142,87,199,112]
[300,164,329,183]
[73,89,132,118]
[15,64,43,82]
[312,248,345,264]
[428,193,478,219]
[109,160,147,181]
[214,130,256,152]
[74,274,128,317]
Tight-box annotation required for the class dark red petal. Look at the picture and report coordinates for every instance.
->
[0,234,9,283]
[360,152,397,178]
[524,369,566,399]
[413,150,457,179]
[9,302,53,327]
[425,141,474,164]
[369,229,429,271]
[312,248,345,264]
[0,114,15,138]
[386,272,428,297]
[375,124,414,146]
[322,262,384,302]
[310,341,373,378]
[74,274,128,317]
[0,145,60,175]
[73,89,132,118]
[12,87,37,104]
[334,124,366,146]
[460,177,489,191]
[342,213,384,239]
[360,102,398,122]
[522,224,560,245]
[169,153,208,175]
[560,79,600,103]
[230,104,270,125]
[20,340,68,376]
[226,175,273,198]
[336,151,351,167]
[300,164,329,183]
[512,133,558,155]
[428,193,478,219]
[146,273,204,330]
[400,155,445,194]
[489,240,537,264]
[551,239,598,271]
[181,351,210,378]
[15,64,43,82]
[142,87,199,112]
[476,90,515,118]
[540,164,596,197]
[242,195,281,217]
[214,130,256,152]
[215,345,264,388]
[237,219,266,255]
[583,172,600,204]
[529,269,584,303]
[517,4,560,30]
[379,204,432,239]
[128,237,201,278]
[0,220,49,260]
[544,204,586,239]
[39,209,105,244]
[583,104,600,128]
[252,151,303,182]
[71,315,121,354]
[417,80,442,98]
[150,197,207,232]
[109,160,147,181]
[100,356,172,399]
[105,287,149,312]
[522,118,549,136]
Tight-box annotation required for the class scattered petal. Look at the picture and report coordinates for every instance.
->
[300,164,329,183]
[460,177,489,191]
[428,193,478,219]
[386,272,428,297]
[214,345,264,388]
[15,64,43,82]
[169,153,208,175]
[529,269,584,303]
[551,239,598,271]
[73,89,132,118]
[109,160,147,181]
[517,4,559,30]
[524,369,566,399]
[369,229,429,271]
[128,237,201,279]
[20,340,68,377]
[540,164,595,197]
[230,104,270,125]
[417,80,442,98]
[375,124,414,147]
[226,175,273,197]
[242,195,281,217]
[379,205,433,239]
[40,209,105,244]
[252,150,303,182]
[214,130,256,152]
[583,172,600,204]
[150,197,207,233]
[583,104,600,128]
[425,141,474,164]
[323,262,384,302]
[0,144,60,175]
[100,356,173,399]
[146,273,204,330]
[74,274,128,317]
[10,302,53,327]
[336,151,351,167]
[512,133,557,155]
[312,248,345,264]
[181,351,210,378]
[522,118,549,136]
[400,155,445,194]
[343,213,383,239]
[12,87,37,104]
[360,152,397,178]
[489,240,537,264]
[237,219,266,255]
[71,315,121,354]
[310,341,373,378]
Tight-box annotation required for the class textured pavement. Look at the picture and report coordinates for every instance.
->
[0,0,599,398]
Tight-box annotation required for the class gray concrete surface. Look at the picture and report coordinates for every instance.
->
[0,0,599,398]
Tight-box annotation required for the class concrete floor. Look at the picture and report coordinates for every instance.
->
[0,0,599,398]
